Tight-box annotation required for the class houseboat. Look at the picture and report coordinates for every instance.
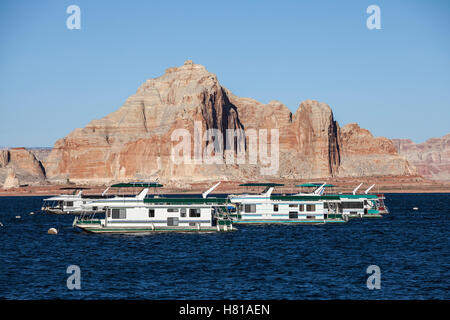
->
[41,185,139,215]
[228,183,346,224]
[73,182,235,233]
[296,183,388,218]
[41,187,107,214]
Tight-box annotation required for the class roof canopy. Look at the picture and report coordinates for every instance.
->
[144,198,228,205]
[296,183,335,187]
[271,195,341,201]
[339,194,378,199]
[111,182,163,188]
[239,183,284,187]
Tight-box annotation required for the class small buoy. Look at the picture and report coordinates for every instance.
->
[47,228,58,235]
[15,215,21,219]
[29,212,35,215]
[413,207,419,211]
[0,222,3,227]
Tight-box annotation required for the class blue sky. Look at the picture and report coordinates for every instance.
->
[1,0,449,147]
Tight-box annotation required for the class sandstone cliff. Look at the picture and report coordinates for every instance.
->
[43,61,415,184]
[3,169,20,189]
[392,134,450,181]
[0,148,46,188]
[338,123,417,177]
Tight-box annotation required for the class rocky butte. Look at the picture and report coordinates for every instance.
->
[392,134,450,182]
[0,148,47,187]
[42,60,416,185]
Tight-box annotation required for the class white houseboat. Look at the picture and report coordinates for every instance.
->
[228,183,346,224]
[73,182,234,233]
[296,183,388,218]
[41,187,108,214]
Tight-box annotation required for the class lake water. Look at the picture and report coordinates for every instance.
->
[0,193,448,299]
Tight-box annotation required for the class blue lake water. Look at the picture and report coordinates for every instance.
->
[0,193,449,299]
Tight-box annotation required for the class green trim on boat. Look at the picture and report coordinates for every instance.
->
[338,194,378,199]
[327,214,343,219]
[296,183,335,187]
[77,220,101,224]
[111,182,164,188]
[239,183,284,187]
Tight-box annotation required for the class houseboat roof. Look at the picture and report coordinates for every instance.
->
[338,194,378,199]
[143,197,229,205]
[111,182,163,188]
[296,183,335,187]
[239,183,284,187]
[270,195,341,201]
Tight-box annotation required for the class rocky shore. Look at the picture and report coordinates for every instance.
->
[1,176,449,197]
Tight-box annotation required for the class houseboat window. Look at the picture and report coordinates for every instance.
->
[189,208,201,217]
[289,204,297,208]
[299,204,304,211]
[189,222,197,227]
[342,202,364,209]
[289,212,298,219]
[180,208,186,217]
[65,201,74,207]
[167,208,179,212]
[273,204,279,212]
[148,209,155,218]
[306,204,316,212]
[307,215,316,219]
[167,217,179,226]
[112,208,126,219]
[323,202,329,209]
[244,204,256,213]
[107,209,111,218]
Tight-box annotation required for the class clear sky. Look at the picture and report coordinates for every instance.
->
[1,0,449,147]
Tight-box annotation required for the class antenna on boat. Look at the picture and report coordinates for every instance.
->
[352,183,363,195]
[313,183,327,195]
[202,182,221,198]
[102,186,110,196]
[137,188,149,200]
[364,184,375,194]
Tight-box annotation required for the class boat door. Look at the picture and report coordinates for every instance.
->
[167,217,179,226]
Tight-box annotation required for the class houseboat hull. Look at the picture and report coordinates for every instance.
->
[42,207,104,215]
[75,223,234,234]
[73,217,235,234]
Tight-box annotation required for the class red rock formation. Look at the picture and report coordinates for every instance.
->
[338,124,417,177]
[43,61,416,184]
[0,148,46,187]
[3,169,19,189]
[392,134,450,181]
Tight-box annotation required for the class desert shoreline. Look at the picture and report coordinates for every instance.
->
[1,178,449,196]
